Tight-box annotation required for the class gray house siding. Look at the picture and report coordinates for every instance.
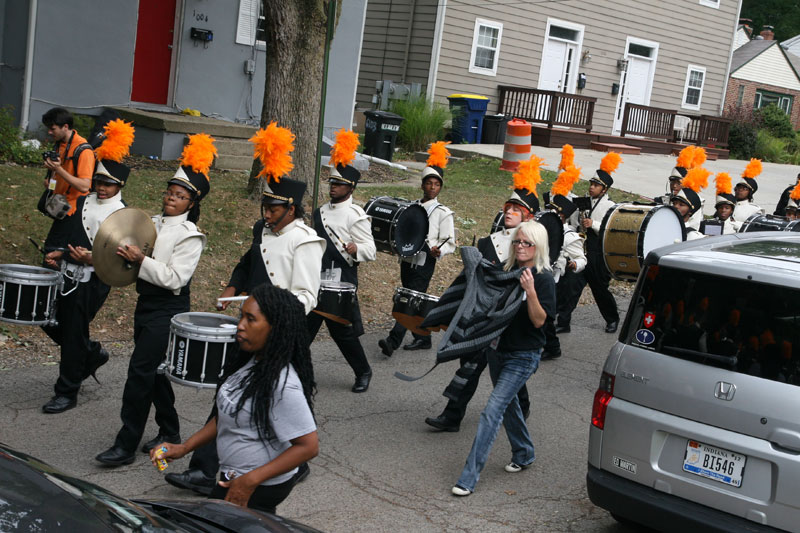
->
[355,0,437,109]
[0,0,28,124]
[433,0,739,133]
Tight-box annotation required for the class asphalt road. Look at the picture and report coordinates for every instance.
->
[0,298,645,533]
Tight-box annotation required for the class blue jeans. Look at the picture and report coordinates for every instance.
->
[456,348,541,492]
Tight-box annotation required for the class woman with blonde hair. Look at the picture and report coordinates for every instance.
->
[452,220,556,496]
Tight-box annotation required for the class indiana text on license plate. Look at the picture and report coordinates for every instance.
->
[683,440,746,487]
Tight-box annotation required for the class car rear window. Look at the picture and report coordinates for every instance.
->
[623,264,800,385]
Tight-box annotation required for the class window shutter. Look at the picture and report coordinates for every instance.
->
[236,0,258,46]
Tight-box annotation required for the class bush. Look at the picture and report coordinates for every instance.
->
[756,104,796,139]
[754,129,790,163]
[389,96,451,152]
[727,120,759,160]
[0,107,44,165]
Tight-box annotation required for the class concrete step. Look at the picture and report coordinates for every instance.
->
[113,107,257,139]
[413,150,465,163]
[215,154,253,171]
[590,141,641,155]
[214,137,253,157]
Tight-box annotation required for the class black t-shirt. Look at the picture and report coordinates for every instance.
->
[497,268,556,352]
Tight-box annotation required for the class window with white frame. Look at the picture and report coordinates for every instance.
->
[754,89,793,114]
[681,65,706,110]
[469,19,503,76]
[699,0,720,8]
[236,0,266,47]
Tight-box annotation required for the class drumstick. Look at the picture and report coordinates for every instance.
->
[217,296,250,302]
[436,236,451,249]
[326,225,348,248]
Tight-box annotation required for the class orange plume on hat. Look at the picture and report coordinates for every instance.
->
[791,181,800,201]
[675,145,696,169]
[329,128,359,168]
[513,154,544,197]
[599,152,622,174]
[558,144,575,171]
[715,172,732,196]
[742,158,762,179]
[552,165,581,197]
[681,167,710,193]
[426,141,450,169]
[180,133,217,178]
[250,122,295,182]
[692,147,707,169]
[94,119,135,163]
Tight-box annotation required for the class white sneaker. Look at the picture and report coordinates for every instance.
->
[504,461,528,473]
[451,485,472,496]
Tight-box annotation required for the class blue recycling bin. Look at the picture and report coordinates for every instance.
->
[447,94,490,144]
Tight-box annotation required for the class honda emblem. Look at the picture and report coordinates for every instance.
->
[714,381,736,401]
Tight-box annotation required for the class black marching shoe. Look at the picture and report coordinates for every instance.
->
[605,321,619,334]
[555,324,571,334]
[541,350,561,361]
[378,338,396,357]
[403,338,432,351]
[141,432,181,454]
[96,446,135,466]
[83,347,110,383]
[425,414,461,432]
[42,395,77,414]
[164,469,216,496]
[352,371,372,393]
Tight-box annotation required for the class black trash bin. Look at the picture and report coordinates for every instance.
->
[363,110,405,161]
[481,114,511,144]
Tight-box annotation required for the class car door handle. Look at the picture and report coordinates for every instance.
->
[769,429,800,454]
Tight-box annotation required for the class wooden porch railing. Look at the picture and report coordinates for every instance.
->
[621,103,733,148]
[497,85,596,132]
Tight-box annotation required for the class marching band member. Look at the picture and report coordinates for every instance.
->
[424,156,542,432]
[542,165,586,360]
[308,130,376,393]
[773,173,800,216]
[732,158,764,225]
[709,172,737,235]
[166,123,323,495]
[671,167,710,241]
[655,146,706,230]
[379,141,455,356]
[40,120,133,414]
[96,133,214,466]
[785,197,799,220]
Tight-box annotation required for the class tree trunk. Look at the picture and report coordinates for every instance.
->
[248,0,336,201]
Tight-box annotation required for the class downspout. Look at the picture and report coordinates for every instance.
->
[20,0,38,131]
[425,0,446,101]
[312,0,337,220]
[400,0,416,83]
[719,0,744,115]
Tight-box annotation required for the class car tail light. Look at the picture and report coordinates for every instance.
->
[591,372,615,430]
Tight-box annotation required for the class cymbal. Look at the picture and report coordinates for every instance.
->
[93,208,157,287]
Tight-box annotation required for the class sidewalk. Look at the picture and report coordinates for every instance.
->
[448,144,799,215]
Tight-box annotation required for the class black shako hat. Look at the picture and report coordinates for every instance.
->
[547,194,578,218]
[169,165,210,201]
[715,192,736,208]
[421,165,444,184]
[590,169,614,188]
[262,177,307,206]
[673,188,702,214]
[94,160,130,186]
[506,188,540,214]
[329,163,360,187]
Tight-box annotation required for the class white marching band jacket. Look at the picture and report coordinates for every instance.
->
[319,197,376,269]
[588,194,615,236]
[489,227,515,264]
[402,198,456,266]
[554,224,586,282]
[82,192,125,245]
[139,212,206,295]
[731,200,763,231]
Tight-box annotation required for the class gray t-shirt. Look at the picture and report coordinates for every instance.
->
[216,358,316,485]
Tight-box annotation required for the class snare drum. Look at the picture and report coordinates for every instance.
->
[364,196,429,256]
[600,204,685,281]
[738,213,800,233]
[489,210,564,265]
[392,287,439,336]
[165,312,238,388]
[0,264,61,326]
[313,281,356,325]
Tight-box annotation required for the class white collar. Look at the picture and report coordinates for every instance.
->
[327,197,352,210]
[95,191,123,205]
[159,212,190,226]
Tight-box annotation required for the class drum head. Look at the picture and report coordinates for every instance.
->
[0,264,60,283]
[394,203,429,257]
[172,312,238,338]
[534,211,564,265]
[641,206,685,257]
[320,280,356,291]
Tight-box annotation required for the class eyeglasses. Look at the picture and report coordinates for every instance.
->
[511,239,535,248]
[162,190,191,202]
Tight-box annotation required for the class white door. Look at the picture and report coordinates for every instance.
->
[613,39,659,133]
[538,36,578,121]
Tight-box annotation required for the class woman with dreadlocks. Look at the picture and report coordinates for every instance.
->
[152,284,318,514]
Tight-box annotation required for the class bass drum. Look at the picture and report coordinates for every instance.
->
[489,210,563,265]
[738,213,800,233]
[601,204,685,282]
[364,196,429,257]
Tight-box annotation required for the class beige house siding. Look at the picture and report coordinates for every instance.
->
[732,44,800,91]
[734,27,751,50]
[432,0,739,134]
[355,0,437,110]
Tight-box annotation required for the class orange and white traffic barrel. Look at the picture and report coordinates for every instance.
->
[500,119,532,172]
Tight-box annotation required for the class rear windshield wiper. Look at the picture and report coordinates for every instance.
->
[661,345,738,369]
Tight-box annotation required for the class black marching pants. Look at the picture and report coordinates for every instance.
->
[42,274,110,399]
[555,269,584,328]
[307,312,371,377]
[113,294,184,452]
[388,258,435,348]
[583,241,619,326]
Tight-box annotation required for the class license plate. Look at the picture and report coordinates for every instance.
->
[682,439,746,487]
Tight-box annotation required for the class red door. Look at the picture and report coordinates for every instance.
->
[130,0,177,104]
